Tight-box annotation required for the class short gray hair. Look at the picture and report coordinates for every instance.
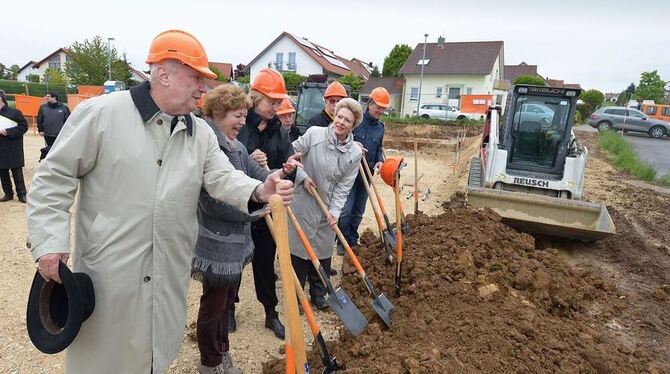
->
[335,98,364,128]
[149,59,180,82]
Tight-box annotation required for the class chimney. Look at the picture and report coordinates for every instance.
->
[437,36,445,49]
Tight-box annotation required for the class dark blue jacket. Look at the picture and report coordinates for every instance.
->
[352,111,385,168]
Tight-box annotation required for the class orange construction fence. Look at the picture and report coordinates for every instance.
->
[13,94,44,118]
[68,85,104,112]
[460,94,493,114]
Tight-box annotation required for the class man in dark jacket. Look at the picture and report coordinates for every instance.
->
[306,81,348,128]
[0,89,29,203]
[37,92,70,146]
[337,87,389,250]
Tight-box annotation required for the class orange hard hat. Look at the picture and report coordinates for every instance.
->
[324,81,348,98]
[370,87,390,108]
[146,29,217,79]
[276,99,295,115]
[251,68,289,99]
[380,157,404,187]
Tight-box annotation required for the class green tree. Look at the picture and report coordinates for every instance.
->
[0,63,9,79]
[580,89,605,110]
[634,70,665,102]
[337,73,364,99]
[382,44,412,77]
[209,64,227,82]
[371,65,381,77]
[616,83,636,106]
[237,76,250,84]
[43,68,69,86]
[281,72,306,93]
[66,36,131,85]
[513,75,546,86]
[10,65,19,80]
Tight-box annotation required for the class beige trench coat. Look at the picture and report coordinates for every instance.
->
[26,83,260,374]
[289,126,362,259]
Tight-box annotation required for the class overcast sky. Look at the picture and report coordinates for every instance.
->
[2,0,668,93]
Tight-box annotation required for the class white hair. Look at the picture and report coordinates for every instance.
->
[149,59,180,83]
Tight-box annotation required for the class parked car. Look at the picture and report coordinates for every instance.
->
[515,103,555,125]
[588,106,670,138]
[415,103,469,120]
[642,103,670,123]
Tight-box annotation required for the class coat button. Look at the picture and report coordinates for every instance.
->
[157,119,163,125]
[157,159,162,166]
[144,276,151,282]
[26,241,31,249]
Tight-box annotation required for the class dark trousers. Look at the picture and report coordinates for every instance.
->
[251,220,279,315]
[196,280,238,367]
[45,136,57,147]
[0,168,26,197]
[291,255,331,299]
[338,174,368,247]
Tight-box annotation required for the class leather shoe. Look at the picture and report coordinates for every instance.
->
[311,296,329,310]
[328,268,337,276]
[0,195,12,202]
[264,315,285,340]
[18,195,26,203]
[227,308,236,332]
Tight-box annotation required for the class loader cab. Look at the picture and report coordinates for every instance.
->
[502,85,581,177]
[295,82,352,135]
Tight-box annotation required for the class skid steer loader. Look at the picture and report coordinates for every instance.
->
[467,85,615,241]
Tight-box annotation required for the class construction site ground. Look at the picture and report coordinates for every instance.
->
[1,125,668,373]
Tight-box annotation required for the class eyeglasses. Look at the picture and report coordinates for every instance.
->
[326,97,342,105]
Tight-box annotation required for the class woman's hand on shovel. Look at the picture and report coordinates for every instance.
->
[282,152,303,177]
[303,177,317,194]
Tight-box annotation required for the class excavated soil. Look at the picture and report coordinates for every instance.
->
[263,130,670,374]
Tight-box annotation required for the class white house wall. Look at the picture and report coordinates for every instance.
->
[248,36,324,82]
[17,52,69,82]
[400,74,492,116]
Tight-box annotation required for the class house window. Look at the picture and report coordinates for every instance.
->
[48,55,61,70]
[275,52,283,71]
[410,87,419,101]
[288,52,296,71]
[466,87,473,95]
[496,94,503,105]
[663,107,670,116]
[448,87,461,100]
[436,87,443,98]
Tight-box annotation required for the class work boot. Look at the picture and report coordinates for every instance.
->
[264,313,285,340]
[311,296,329,310]
[197,363,225,374]
[227,307,236,332]
[18,194,26,203]
[0,194,12,202]
[221,351,242,374]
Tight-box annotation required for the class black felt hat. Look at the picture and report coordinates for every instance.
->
[26,262,95,354]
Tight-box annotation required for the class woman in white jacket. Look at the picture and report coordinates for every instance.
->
[288,98,363,308]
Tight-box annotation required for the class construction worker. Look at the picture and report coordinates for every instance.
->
[337,87,389,252]
[26,30,294,374]
[237,68,294,340]
[277,98,300,142]
[306,81,348,128]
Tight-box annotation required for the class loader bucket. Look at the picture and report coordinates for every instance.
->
[466,187,615,241]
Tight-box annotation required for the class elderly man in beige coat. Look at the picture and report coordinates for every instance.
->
[26,30,294,374]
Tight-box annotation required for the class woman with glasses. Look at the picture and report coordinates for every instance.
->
[307,81,348,128]
[236,68,294,340]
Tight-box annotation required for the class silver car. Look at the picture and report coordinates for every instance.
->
[416,104,468,120]
[588,106,670,138]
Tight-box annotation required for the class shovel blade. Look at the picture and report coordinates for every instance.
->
[382,231,396,263]
[371,293,394,328]
[327,287,368,336]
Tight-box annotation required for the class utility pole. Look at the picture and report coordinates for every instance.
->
[416,33,428,116]
[107,37,115,81]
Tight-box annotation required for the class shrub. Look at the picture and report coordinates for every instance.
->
[574,110,583,125]
[513,75,546,86]
[576,102,593,120]
[0,79,72,102]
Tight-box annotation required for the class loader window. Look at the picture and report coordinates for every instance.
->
[509,95,570,169]
[295,86,326,131]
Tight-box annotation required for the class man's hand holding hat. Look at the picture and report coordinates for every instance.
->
[38,253,70,283]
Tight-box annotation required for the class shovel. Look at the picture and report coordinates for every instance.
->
[308,185,394,328]
[413,139,420,215]
[268,196,308,374]
[359,163,395,264]
[282,208,368,336]
[393,171,404,296]
[266,215,342,373]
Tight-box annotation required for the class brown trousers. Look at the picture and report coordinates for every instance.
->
[196,280,238,366]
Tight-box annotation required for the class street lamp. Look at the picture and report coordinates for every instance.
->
[416,33,428,116]
[107,37,115,81]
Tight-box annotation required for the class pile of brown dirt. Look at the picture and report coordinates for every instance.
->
[263,196,654,373]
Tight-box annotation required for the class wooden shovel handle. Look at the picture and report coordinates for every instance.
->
[307,185,367,277]
[269,196,307,374]
[359,164,386,233]
[362,159,389,215]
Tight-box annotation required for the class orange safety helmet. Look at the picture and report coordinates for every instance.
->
[146,30,217,79]
[324,81,348,98]
[251,68,289,99]
[380,157,404,187]
[370,87,390,108]
[276,99,295,115]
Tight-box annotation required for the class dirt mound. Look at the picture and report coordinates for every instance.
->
[263,198,653,373]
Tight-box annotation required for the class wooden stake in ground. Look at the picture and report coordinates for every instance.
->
[414,138,419,214]
[269,195,308,374]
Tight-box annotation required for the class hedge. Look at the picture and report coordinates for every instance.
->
[0,79,74,103]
